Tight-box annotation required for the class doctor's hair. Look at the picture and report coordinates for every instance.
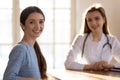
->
[20,6,47,79]
[83,3,110,34]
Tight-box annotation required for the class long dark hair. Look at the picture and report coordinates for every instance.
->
[83,4,110,34]
[34,42,47,79]
[20,6,47,79]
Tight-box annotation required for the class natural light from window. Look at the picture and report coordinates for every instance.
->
[0,0,71,79]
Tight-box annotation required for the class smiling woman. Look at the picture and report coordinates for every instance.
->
[19,0,71,69]
[0,0,71,79]
[3,6,47,80]
[20,12,45,38]
[64,3,120,71]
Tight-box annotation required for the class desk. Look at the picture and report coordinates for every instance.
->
[47,69,120,80]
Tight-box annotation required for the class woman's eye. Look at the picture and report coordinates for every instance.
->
[39,20,44,24]
[87,19,92,22]
[95,17,100,20]
[30,21,33,24]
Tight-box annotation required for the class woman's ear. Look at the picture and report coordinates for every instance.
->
[20,23,25,30]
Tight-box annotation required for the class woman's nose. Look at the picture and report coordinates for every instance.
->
[35,23,40,30]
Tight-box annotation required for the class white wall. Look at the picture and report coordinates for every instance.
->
[75,0,120,40]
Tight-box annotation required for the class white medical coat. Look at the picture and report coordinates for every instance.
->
[64,33,120,70]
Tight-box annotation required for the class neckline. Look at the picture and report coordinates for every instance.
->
[19,41,34,49]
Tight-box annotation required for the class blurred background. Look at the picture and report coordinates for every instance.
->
[0,0,120,79]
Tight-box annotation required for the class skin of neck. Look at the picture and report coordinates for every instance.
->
[91,31,103,42]
[21,35,36,47]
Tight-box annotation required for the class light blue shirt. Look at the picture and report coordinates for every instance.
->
[3,42,41,80]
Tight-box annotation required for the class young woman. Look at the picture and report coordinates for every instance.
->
[65,4,120,71]
[3,6,47,80]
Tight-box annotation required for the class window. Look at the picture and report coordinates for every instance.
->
[20,0,71,69]
[0,0,72,79]
[0,0,13,79]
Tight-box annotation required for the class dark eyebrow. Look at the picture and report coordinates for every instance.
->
[28,19,45,21]
[40,19,45,21]
[40,19,44,20]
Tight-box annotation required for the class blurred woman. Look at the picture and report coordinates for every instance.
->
[65,4,120,71]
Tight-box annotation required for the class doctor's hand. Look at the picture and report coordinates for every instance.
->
[84,61,114,71]
[92,61,114,71]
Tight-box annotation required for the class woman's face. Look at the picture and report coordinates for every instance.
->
[22,12,45,39]
[86,11,105,33]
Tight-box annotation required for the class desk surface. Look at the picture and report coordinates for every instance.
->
[47,69,120,80]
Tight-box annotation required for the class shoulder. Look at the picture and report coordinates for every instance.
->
[9,42,28,58]
[12,42,27,52]
[107,34,120,43]
[72,33,87,45]
[107,34,118,40]
[74,33,87,40]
